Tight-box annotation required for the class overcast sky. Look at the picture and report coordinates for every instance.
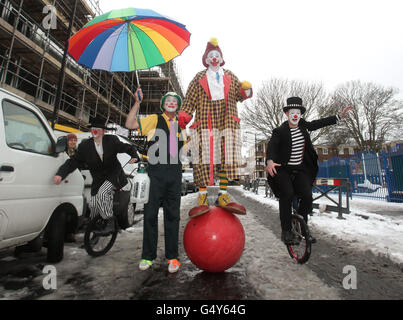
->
[98,0,403,98]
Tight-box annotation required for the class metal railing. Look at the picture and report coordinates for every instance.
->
[317,150,403,203]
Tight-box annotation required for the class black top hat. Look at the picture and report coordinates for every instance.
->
[88,116,109,129]
[283,96,306,114]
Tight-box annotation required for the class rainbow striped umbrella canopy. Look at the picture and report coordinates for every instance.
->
[68,8,191,72]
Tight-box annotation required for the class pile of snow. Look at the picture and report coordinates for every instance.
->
[357,179,381,191]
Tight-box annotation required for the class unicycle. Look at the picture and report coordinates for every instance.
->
[84,215,119,257]
[286,199,312,264]
[84,160,140,257]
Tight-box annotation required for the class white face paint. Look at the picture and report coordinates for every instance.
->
[91,127,105,139]
[163,96,178,113]
[288,108,302,126]
[206,50,223,69]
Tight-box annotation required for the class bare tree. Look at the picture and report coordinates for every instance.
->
[325,81,403,152]
[241,78,332,143]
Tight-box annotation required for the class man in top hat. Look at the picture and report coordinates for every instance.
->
[54,117,139,235]
[125,89,186,274]
[178,38,253,216]
[265,97,353,244]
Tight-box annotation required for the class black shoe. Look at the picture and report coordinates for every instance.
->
[281,230,299,245]
[308,234,317,244]
[95,218,115,236]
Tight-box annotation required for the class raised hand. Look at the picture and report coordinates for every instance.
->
[340,105,353,118]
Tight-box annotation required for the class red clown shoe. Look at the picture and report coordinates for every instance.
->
[188,205,210,218]
[216,192,246,215]
[220,202,247,215]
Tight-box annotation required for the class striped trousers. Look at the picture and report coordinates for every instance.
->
[89,180,114,220]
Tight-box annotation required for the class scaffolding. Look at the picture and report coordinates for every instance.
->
[0,0,184,131]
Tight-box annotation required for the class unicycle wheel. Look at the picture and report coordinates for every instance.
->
[84,216,118,257]
[286,214,312,264]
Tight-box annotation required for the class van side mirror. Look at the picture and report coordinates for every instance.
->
[55,136,67,154]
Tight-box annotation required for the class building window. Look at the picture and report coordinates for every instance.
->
[338,148,344,155]
[349,147,354,155]
[323,148,328,155]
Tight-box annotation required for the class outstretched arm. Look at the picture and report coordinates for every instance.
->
[303,105,354,131]
[125,88,143,130]
[54,143,86,184]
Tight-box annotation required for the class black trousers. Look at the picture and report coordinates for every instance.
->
[272,166,313,231]
[141,164,182,261]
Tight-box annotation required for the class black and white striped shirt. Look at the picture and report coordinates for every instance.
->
[288,127,305,166]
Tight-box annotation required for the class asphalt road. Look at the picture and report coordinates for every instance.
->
[0,187,402,301]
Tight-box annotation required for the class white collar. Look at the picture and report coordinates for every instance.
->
[206,67,224,77]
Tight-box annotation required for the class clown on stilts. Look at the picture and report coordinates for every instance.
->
[179,38,253,216]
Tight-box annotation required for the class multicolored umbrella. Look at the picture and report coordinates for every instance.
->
[68,8,190,79]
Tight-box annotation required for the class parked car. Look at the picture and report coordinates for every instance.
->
[0,88,85,263]
[53,131,143,227]
[181,177,188,196]
[183,171,198,193]
[258,178,267,186]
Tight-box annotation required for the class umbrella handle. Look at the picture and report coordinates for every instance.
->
[136,70,142,102]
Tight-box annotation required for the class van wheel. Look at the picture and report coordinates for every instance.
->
[46,211,66,263]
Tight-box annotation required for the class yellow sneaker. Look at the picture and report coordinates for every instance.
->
[197,193,209,206]
[216,192,230,207]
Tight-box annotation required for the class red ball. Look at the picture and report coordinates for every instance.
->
[183,206,245,273]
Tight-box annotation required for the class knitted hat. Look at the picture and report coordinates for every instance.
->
[66,133,77,141]
[160,92,182,112]
[202,38,225,68]
[283,96,306,114]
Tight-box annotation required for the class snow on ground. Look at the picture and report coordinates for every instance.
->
[237,186,403,266]
[180,192,340,299]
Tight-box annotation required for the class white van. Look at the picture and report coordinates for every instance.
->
[0,88,84,263]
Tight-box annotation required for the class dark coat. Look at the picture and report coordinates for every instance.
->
[266,116,338,196]
[56,135,138,196]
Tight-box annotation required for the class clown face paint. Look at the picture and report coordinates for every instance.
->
[288,109,302,126]
[206,50,223,70]
[163,96,179,113]
[91,127,104,139]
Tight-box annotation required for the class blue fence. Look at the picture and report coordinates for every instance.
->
[316,150,403,203]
